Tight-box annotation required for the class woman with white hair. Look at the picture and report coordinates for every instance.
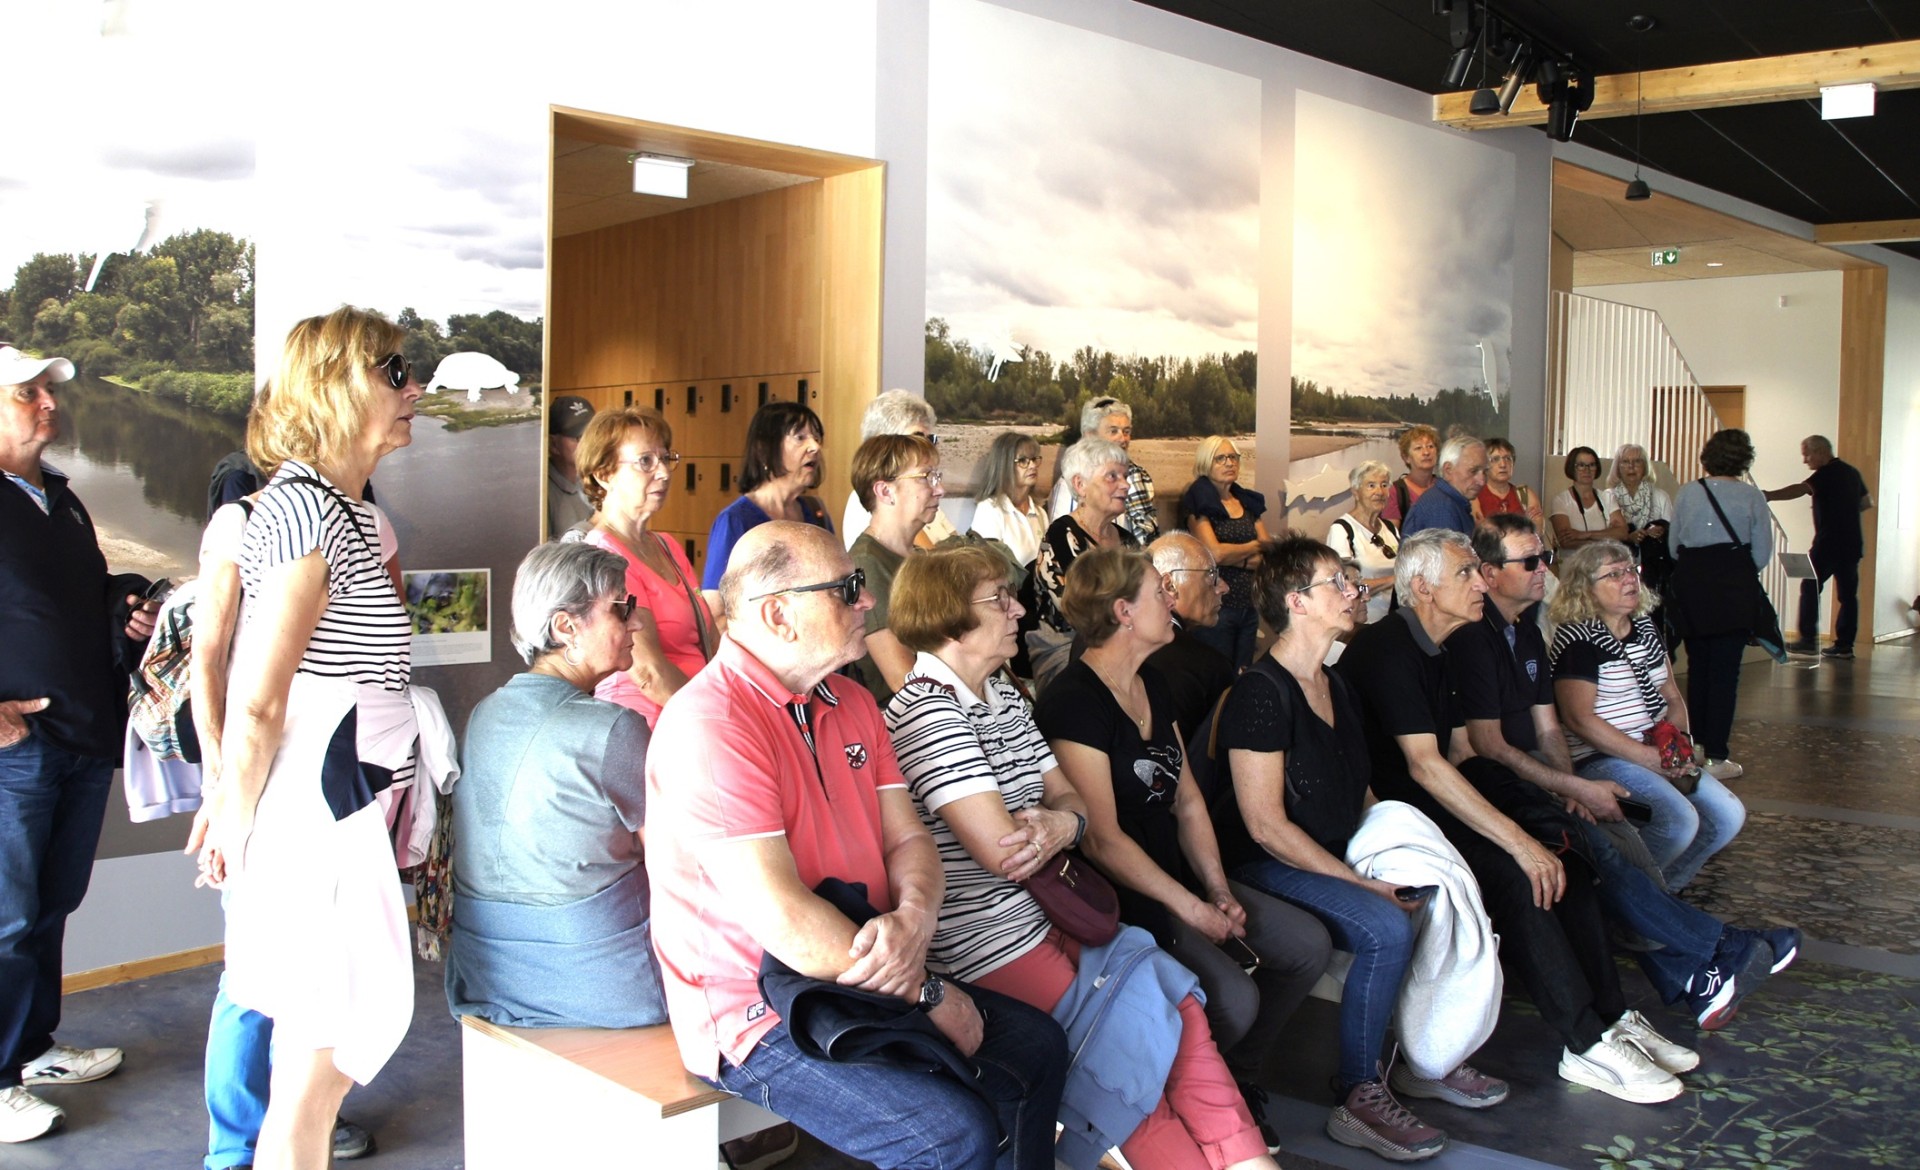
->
[1026,438,1137,689]
[447,542,665,1029]
[841,389,956,547]
[1325,460,1401,623]
[1049,397,1152,540]
[1606,444,1673,556]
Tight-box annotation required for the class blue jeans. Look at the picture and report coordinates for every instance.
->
[0,734,114,1088]
[1234,859,1414,1092]
[1576,822,1724,1003]
[205,975,273,1170]
[1190,604,1259,672]
[707,983,1067,1170]
[1576,755,1745,891]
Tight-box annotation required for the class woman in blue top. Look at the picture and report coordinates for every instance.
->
[701,401,833,601]
[1181,436,1270,670]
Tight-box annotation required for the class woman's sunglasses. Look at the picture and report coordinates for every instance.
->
[750,567,867,607]
[1370,531,1397,559]
[611,593,638,622]
[374,353,413,390]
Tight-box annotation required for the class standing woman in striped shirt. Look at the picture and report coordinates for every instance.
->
[204,307,424,1170]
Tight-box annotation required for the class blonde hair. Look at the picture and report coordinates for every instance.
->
[1191,435,1238,480]
[1546,541,1656,634]
[249,306,406,472]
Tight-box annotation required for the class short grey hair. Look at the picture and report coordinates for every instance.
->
[1438,434,1485,473]
[1804,434,1834,455]
[1394,527,1474,607]
[860,389,937,440]
[1080,395,1131,437]
[1149,531,1210,577]
[510,542,628,665]
[1350,459,1393,496]
[1060,438,1129,494]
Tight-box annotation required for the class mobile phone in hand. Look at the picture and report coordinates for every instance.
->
[1395,885,1438,904]
[1618,798,1654,824]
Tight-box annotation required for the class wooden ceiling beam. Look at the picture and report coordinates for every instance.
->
[1434,39,1920,129]
[1814,218,1920,245]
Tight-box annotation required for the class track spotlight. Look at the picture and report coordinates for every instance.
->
[1443,45,1476,89]
[1539,67,1593,141]
[1496,40,1535,114]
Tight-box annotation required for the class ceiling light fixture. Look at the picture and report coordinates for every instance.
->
[1496,36,1537,115]
[1469,14,1500,115]
[1624,15,1654,201]
[629,152,694,198]
[1820,82,1876,120]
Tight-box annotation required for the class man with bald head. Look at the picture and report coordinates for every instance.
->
[1146,532,1234,746]
[1401,436,1489,539]
[645,522,1067,1170]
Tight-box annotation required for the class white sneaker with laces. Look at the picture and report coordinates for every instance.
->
[20,1043,123,1087]
[1612,1010,1700,1073]
[1558,1027,1683,1104]
[0,1085,66,1143]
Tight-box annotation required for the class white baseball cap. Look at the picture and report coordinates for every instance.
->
[0,346,76,387]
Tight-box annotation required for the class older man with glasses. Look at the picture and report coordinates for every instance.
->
[645,521,1069,1170]
[1144,532,1236,747]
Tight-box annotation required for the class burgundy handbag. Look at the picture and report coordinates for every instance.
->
[1022,851,1121,947]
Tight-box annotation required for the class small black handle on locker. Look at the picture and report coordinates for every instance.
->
[720,462,732,491]
[797,378,809,401]
[654,387,665,411]
[685,538,696,563]
[687,385,698,416]
[758,381,770,407]
[624,389,635,406]
[685,462,698,492]
[721,383,733,412]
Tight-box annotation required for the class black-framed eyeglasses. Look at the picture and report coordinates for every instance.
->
[374,353,412,391]
[1573,461,1600,471]
[618,451,682,475]
[972,585,1018,613]
[750,567,866,607]
[1487,551,1555,572]
[611,593,638,622]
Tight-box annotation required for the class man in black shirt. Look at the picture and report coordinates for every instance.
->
[1452,516,1795,1031]
[1,346,157,1143]
[1336,528,1690,1105]
[1146,532,1236,747]
[1767,434,1871,658]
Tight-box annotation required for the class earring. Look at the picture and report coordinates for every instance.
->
[563,643,582,668]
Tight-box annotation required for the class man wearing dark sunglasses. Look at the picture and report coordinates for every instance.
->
[1451,515,1793,1034]
[645,523,1069,1169]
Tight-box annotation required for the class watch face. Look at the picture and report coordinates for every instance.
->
[919,974,945,1010]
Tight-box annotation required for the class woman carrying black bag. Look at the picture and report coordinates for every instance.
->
[1665,429,1778,785]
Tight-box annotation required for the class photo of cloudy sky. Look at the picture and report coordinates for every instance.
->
[1292,90,1515,401]
[0,0,254,286]
[926,0,1260,363]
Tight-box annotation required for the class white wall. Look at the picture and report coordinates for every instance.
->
[1862,256,1920,640]
[1586,271,1843,563]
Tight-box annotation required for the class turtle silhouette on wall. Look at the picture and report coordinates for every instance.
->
[427,351,521,402]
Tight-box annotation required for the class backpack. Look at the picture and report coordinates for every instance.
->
[129,498,255,762]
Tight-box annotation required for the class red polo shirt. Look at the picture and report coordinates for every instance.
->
[645,636,905,1077]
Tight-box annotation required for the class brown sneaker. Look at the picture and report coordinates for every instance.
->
[721,1122,801,1170]
[1327,1079,1447,1162]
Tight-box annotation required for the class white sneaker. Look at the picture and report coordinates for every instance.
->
[0,1086,65,1143]
[1703,758,1744,781]
[20,1044,123,1087]
[1558,1028,1683,1104]
[1611,1010,1700,1074]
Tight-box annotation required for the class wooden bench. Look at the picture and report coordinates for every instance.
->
[460,1017,782,1169]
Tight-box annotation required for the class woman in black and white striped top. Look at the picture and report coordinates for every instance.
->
[206,307,425,1169]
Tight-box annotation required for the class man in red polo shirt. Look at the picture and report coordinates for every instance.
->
[646,522,1066,1170]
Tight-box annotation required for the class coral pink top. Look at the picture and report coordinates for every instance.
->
[585,528,713,727]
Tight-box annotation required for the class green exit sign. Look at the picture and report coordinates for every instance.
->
[1651,248,1681,266]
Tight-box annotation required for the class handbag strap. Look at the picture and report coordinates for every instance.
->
[1566,619,1666,722]
[1694,478,1750,553]
[279,473,377,562]
[655,531,716,661]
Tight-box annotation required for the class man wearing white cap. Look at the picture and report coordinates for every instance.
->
[0,345,159,1143]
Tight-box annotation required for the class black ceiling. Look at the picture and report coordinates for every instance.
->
[1137,0,1920,261]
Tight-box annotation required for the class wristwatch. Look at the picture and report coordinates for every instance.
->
[915,973,946,1013]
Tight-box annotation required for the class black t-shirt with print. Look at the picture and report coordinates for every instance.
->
[1035,659,1195,930]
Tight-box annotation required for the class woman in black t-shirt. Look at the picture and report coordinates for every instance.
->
[1036,548,1331,1135]
[1217,537,1507,1161]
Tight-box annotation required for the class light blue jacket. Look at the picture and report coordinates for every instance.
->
[1051,924,1202,1170]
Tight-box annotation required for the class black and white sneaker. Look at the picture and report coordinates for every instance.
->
[20,1044,122,1087]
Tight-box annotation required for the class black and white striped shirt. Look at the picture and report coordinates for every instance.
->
[886,652,1055,981]
[240,460,411,694]
[1550,616,1669,763]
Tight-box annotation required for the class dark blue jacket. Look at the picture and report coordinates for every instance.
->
[1,467,149,760]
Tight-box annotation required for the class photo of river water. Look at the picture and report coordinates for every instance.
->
[47,375,541,584]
